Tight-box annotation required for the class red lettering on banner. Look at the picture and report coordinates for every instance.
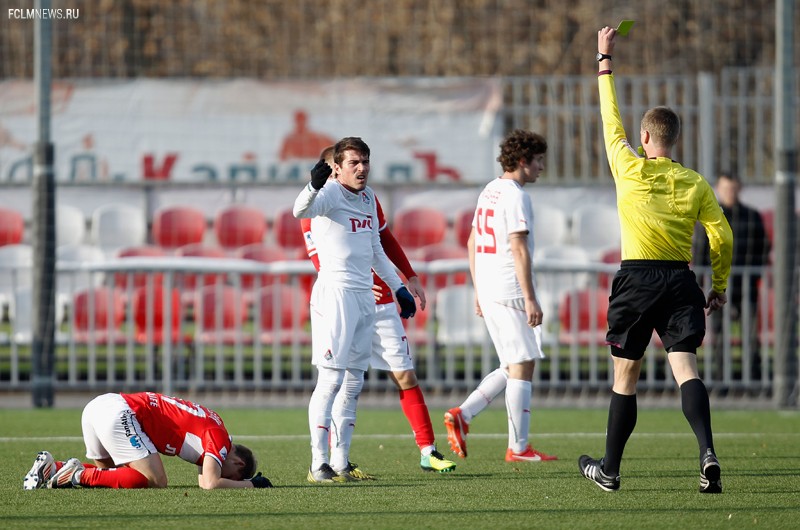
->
[412,151,461,182]
[143,153,178,180]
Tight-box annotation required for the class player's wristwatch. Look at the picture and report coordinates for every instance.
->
[596,52,612,62]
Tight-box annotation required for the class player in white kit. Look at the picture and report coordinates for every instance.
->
[445,129,557,462]
[293,137,418,483]
[300,147,455,475]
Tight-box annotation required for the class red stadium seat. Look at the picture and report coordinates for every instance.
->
[454,208,474,248]
[255,285,311,344]
[214,205,267,250]
[152,205,206,250]
[194,285,248,344]
[0,207,24,247]
[598,247,621,289]
[114,245,167,291]
[175,243,227,289]
[72,287,126,344]
[236,243,288,290]
[273,208,306,251]
[132,284,184,344]
[558,288,610,346]
[392,207,448,249]
[413,242,469,289]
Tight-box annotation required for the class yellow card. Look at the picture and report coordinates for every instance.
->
[616,20,634,36]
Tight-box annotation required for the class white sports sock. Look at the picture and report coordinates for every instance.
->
[308,366,345,470]
[330,368,364,472]
[505,378,532,453]
[460,368,508,423]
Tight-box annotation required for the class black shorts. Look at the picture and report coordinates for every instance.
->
[605,260,706,360]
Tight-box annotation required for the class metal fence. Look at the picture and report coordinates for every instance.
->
[0,258,786,401]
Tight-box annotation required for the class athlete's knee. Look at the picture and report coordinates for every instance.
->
[391,369,418,389]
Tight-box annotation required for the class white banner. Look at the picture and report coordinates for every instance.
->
[0,78,502,184]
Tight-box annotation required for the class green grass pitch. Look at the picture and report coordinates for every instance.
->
[1,405,799,529]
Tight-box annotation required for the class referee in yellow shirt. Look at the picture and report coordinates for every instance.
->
[578,26,733,494]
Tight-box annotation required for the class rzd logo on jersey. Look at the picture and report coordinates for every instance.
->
[348,215,373,233]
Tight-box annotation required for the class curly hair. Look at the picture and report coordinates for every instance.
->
[496,129,547,172]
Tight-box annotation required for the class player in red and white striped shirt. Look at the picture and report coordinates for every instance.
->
[23,392,271,490]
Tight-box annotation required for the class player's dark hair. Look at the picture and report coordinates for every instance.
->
[334,137,370,166]
[717,171,740,184]
[641,106,681,148]
[232,443,257,480]
[497,129,547,172]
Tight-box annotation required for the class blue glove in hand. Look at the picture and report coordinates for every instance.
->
[310,159,332,190]
[395,286,416,319]
[249,472,274,488]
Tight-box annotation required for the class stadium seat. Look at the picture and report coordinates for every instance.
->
[132,284,184,344]
[0,244,33,313]
[255,284,311,344]
[0,207,24,247]
[273,208,306,251]
[7,286,66,345]
[235,243,289,291]
[392,207,448,249]
[193,285,249,344]
[113,245,167,291]
[434,285,488,346]
[413,242,469,289]
[56,204,87,247]
[534,244,592,319]
[152,205,207,250]
[533,204,570,248]
[454,208,474,248]
[71,287,126,344]
[214,204,267,250]
[56,244,107,308]
[558,287,610,346]
[570,204,621,258]
[598,247,621,289]
[91,203,147,256]
[175,243,227,289]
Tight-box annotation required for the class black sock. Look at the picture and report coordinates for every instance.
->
[603,391,637,476]
[680,378,714,457]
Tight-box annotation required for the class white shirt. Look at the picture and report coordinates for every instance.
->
[293,181,403,292]
[472,178,535,301]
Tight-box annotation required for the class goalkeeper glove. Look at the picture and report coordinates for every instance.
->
[395,286,416,319]
[310,159,332,190]
[249,472,274,488]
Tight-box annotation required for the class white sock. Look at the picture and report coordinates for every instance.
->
[308,366,344,470]
[505,378,532,453]
[460,368,508,423]
[330,368,364,472]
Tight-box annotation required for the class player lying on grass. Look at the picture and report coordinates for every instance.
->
[301,146,455,476]
[23,392,272,490]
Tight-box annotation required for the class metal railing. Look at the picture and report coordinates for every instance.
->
[0,258,787,400]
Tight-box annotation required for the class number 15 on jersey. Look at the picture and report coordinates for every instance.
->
[475,207,497,254]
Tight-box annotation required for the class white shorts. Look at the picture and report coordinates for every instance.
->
[370,302,415,372]
[310,281,375,371]
[81,393,158,466]
[479,297,545,367]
